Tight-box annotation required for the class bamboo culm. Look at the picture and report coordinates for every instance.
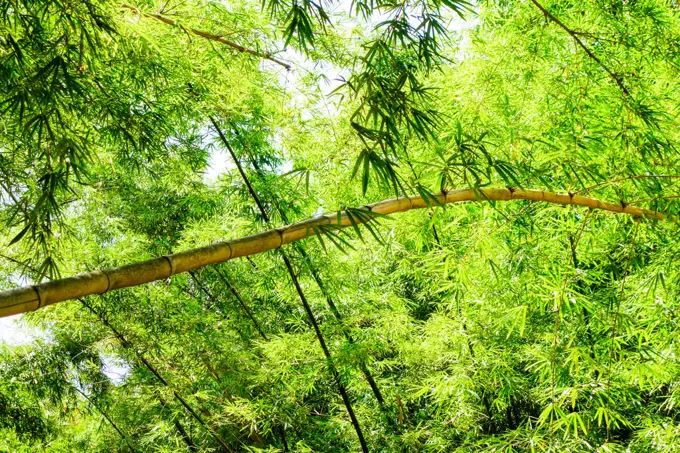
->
[79,299,238,453]
[0,187,671,319]
[74,386,138,453]
[211,117,370,453]
[228,121,386,406]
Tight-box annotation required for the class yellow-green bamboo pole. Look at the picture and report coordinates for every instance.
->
[0,188,669,318]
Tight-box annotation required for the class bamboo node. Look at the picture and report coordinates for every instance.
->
[32,285,45,309]
[275,228,286,248]
[161,256,176,277]
[223,241,233,261]
[100,269,112,294]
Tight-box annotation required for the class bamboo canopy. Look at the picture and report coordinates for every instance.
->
[0,187,669,319]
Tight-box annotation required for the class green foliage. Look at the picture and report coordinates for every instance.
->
[2,0,680,452]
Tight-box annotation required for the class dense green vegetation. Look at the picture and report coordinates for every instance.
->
[2,0,680,451]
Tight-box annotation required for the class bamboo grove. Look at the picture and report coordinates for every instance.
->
[1,0,680,452]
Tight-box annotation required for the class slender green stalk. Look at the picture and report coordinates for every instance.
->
[79,298,238,453]
[229,120,386,406]
[211,116,370,452]
[74,386,138,453]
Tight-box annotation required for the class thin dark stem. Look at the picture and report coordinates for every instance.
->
[210,117,271,223]
[0,253,38,273]
[174,418,199,451]
[606,221,640,440]
[293,245,385,405]
[188,271,219,309]
[402,148,480,358]
[279,425,290,452]
[120,4,291,70]
[574,175,680,195]
[182,274,289,447]
[429,225,476,359]
[213,267,268,341]
[628,194,680,206]
[280,254,369,453]
[0,256,192,451]
[226,119,386,407]
[74,386,138,453]
[431,222,441,246]
[158,396,199,452]
[530,0,630,97]
[211,117,369,452]
[78,298,237,453]
[187,271,248,341]
[550,211,592,421]
[184,269,290,448]
[568,211,597,366]
[0,178,26,216]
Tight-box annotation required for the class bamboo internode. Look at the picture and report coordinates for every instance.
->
[0,188,669,319]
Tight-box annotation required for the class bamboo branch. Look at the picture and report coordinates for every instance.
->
[530,0,630,97]
[0,187,674,319]
[574,175,680,195]
[213,267,268,341]
[280,253,370,453]
[120,4,291,70]
[185,271,248,341]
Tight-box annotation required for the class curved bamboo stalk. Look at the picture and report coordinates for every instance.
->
[0,187,671,319]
